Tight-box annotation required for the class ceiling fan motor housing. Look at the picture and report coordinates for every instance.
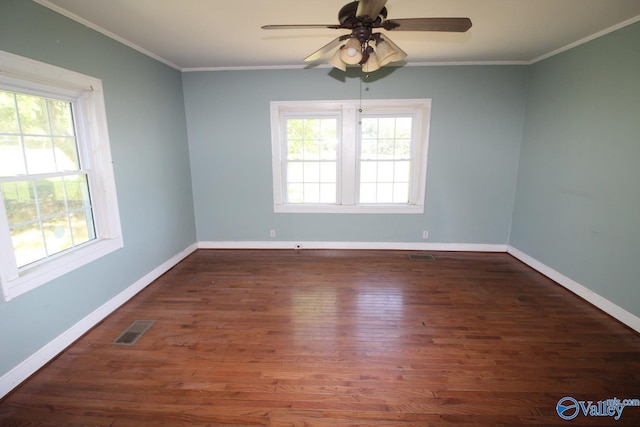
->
[338,2,388,28]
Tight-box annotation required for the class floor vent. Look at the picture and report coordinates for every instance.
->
[112,320,155,346]
[408,254,436,261]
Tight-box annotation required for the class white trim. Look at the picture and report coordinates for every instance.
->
[181,61,532,72]
[182,64,320,72]
[270,99,431,214]
[507,246,640,333]
[3,238,123,301]
[405,61,529,67]
[273,204,425,214]
[530,14,640,64]
[32,0,181,71]
[198,240,507,252]
[0,243,197,399]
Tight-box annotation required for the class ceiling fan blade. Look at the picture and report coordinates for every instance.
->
[383,17,472,32]
[304,35,350,62]
[262,24,342,30]
[356,0,388,19]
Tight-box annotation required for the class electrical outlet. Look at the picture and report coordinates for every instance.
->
[422,230,429,239]
[270,229,276,238]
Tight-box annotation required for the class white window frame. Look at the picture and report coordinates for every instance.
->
[0,50,123,301]
[270,99,431,214]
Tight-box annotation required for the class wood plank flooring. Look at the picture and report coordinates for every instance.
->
[1,249,639,426]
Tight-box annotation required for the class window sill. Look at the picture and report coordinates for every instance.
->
[274,204,425,214]
[1,236,123,302]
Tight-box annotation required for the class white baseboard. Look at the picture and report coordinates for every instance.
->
[198,240,508,252]
[508,246,640,333]
[0,243,198,399]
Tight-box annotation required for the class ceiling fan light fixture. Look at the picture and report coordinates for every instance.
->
[340,37,363,65]
[375,35,407,66]
[262,1,472,73]
[362,49,380,73]
[329,48,347,71]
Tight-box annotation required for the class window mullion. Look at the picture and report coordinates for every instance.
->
[341,106,357,206]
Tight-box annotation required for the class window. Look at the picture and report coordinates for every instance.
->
[0,51,122,301]
[270,99,431,213]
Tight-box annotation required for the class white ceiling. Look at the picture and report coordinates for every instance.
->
[35,0,640,71]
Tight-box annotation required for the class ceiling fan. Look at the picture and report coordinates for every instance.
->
[262,0,472,72]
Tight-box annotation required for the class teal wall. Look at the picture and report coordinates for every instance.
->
[510,22,640,316]
[183,66,527,244]
[0,1,196,376]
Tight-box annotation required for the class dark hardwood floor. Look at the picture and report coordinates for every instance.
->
[1,249,639,426]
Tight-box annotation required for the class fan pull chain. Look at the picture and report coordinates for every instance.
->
[359,76,363,114]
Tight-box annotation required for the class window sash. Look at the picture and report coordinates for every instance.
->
[281,113,341,205]
[356,112,418,205]
[0,88,97,270]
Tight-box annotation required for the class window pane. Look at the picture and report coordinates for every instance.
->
[43,215,73,257]
[10,222,46,268]
[378,118,396,138]
[360,139,377,160]
[319,162,336,183]
[48,99,74,136]
[319,138,337,160]
[303,183,320,203]
[360,161,377,182]
[304,119,321,140]
[70,210,95,244]
[378,139,395,159]
[393,183,410,203]
[303,162,320,182]
[395,139,411,158]
[287,183,304,203]
[320,119,336,139]
[36,178,64,218]
[359,183,377,203]
[394,161,411,182]
[0,90,19,133]
[287,162,304,183]
[54,137,80,171]
[377,162,394,182]
[286,119,303,139]
[361,118,378,139]
[0,135,26,176]
[1,181,37,225]
[287,139,303,160]
[64,175,91,210]
[16,94,49,135]
[395,117,412,138]
[377,183,394,203]
[25,136,56,174]
[303,139,319,160]
[319,183,336,203]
